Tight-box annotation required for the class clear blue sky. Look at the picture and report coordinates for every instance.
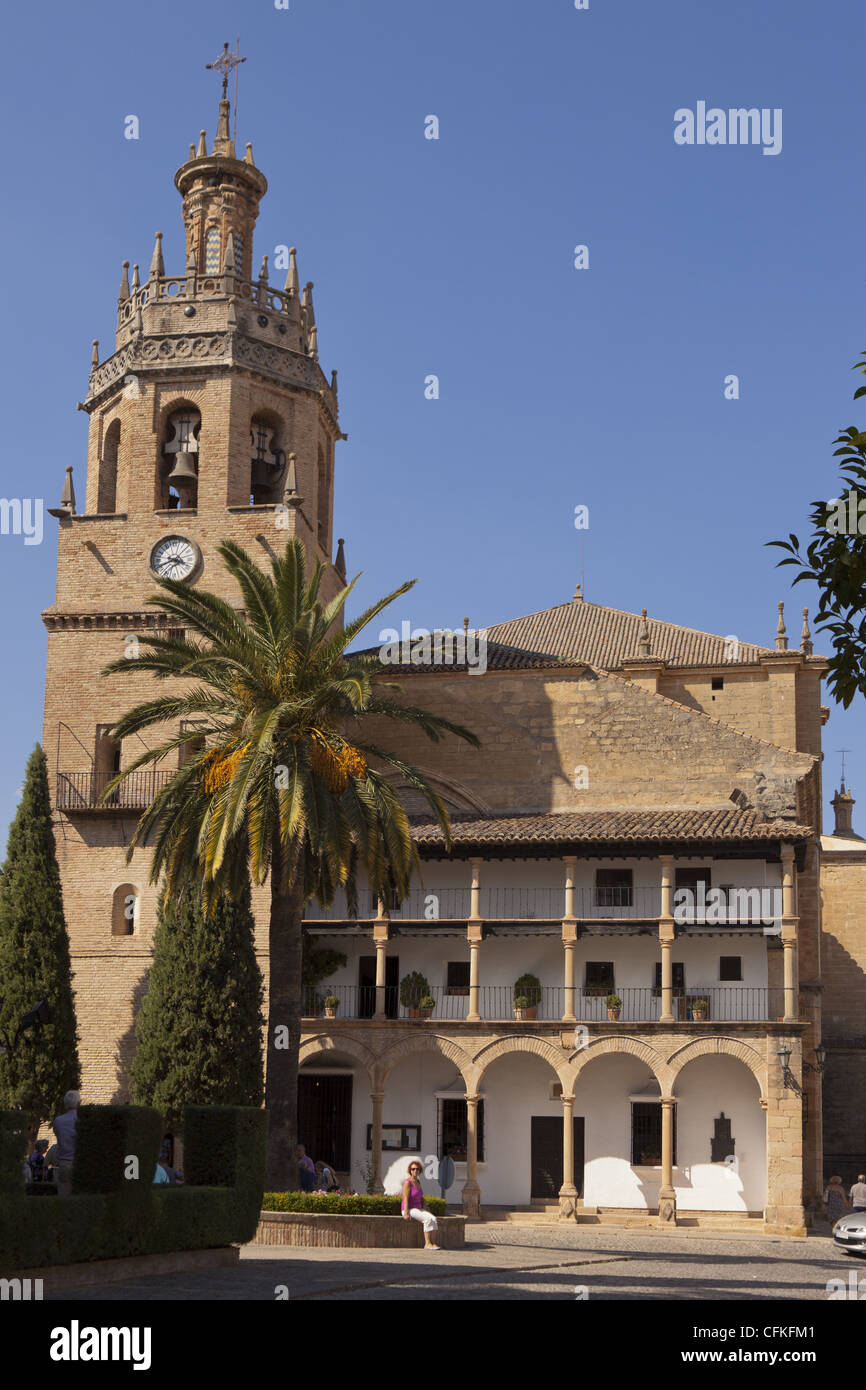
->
[1,0,865,833]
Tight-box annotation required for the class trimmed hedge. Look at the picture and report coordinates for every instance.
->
[0,1104,268,1271]
[262,1192,447,1216]
[0,1112,27,1195]
[73,1105,162,1195]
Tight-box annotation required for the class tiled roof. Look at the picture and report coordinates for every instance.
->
[412,808,813,847]
[485,600,781,670]
[351,638,569,672]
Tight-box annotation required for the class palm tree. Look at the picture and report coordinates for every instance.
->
[103,538,479,1189]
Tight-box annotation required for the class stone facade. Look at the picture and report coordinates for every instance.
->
[38,95,865,1232]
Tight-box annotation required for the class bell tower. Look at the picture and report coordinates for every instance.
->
[41,53,347,1102]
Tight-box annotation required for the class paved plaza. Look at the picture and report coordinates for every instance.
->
[44,1224,864,1302]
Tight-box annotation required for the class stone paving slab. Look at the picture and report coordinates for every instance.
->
[43,1225,859,1302]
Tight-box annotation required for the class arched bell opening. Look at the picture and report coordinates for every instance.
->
[249,410,286,504]
[159,405,201,510]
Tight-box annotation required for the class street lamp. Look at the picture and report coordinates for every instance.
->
[802,1043,827,1076]
[0,998,51,1058]
[777,1043,793,1086]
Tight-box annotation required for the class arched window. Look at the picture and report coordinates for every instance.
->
[112,884,138,937]
[205,226,221,275]
[98,420,120,514]
[249,413,286,505]
[161,407,201,509]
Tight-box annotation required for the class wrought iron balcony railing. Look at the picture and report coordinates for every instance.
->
[56,768,175,812]
[302,984,783,1024]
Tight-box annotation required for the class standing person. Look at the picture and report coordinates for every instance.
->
[53,1090,80,1197]
[850,1173,866,1213]
[297,1144,317,1192]
[401,1160,440,1249]
[825,1175,850,1224]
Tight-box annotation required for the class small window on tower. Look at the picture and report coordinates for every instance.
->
[712,677,724,691]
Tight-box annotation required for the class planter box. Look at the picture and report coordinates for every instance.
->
[253,1211,466,1249]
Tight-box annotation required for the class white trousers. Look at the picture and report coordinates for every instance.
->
[408,1208,438,1233]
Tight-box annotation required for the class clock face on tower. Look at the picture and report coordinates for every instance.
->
[149,536,200,581]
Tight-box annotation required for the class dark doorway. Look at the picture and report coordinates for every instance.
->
[358,955,399,1018]
[530,1115,584,1199]
[298,1073,353,1171]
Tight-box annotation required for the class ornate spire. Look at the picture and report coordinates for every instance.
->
[284,247,299,295]
[832,781,856,836]
[244,142,255,164]
[59,465,75,512]
[303,281,316,328]
[196,129,207,157]
[776,601,788,651]
[149,231,165,280]
[90,339,99,372]
[308,324,318,359]
[118,261,130,302]
[130,263,140,291]
[258,254,269,282]
[801,607,813,655]
[223,230,236,274]
[335,538,346,577]
[638,608,650,656]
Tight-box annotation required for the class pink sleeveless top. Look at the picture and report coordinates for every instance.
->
[405,1179,423,1211]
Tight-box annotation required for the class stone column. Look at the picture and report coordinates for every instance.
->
[461,1094,482,1218]
[469,856,482,921]
[369,1090,385,1194]
[562,855,578,1024]
[467,929,483,1022]
[373,901,389,1021]
[780,844,799,1024]
[467,858,483,1022]
[658,853,675,1024]
[559,1094,578,1218]
[657,1097,677,1225]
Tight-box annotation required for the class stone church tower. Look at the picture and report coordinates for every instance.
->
[41,91,345,1100]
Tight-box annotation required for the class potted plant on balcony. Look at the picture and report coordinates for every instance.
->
[606,993,622,1021]
[400,971,431,1019]
[323,994,339,1019]
[514,973,542,1021]
[513,994,529,1021]
[420,994,435,1020]
[690,995,709,1021]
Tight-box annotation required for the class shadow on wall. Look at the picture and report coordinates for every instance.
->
[111,972,149,1104]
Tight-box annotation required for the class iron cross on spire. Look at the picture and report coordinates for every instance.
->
[206,40,246,138]
[837,749,851,785]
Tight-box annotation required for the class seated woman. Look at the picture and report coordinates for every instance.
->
[401,1160,440,1250]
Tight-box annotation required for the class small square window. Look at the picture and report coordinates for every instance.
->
[585,961,615,996]
[711,677,723,691]
[446,961,470,995]
[719,955,742,982]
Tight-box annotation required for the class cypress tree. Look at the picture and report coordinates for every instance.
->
[130,877,264,1127]
[0,745,80,1140]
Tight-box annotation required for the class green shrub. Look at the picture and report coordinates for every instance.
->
[0,1112,27,1195]
[399,971,431,1008]
[0,1104,268,1271]
[513,973,542,1007]
[261,1191,447,1216]
[72,1105,162,1195]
